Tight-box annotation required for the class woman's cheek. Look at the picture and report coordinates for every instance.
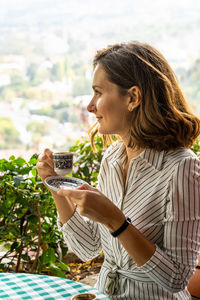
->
[96,98,103,111]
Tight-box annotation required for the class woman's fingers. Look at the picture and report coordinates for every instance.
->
[57,187,111,223]
[76,183,96,191]
[38,149,54,169]
[57,189,83,200]
[57,184,100,204]
[36,161,52,175]
[44,148,53,159]
[36,161,50,170]
[38,149,52,160]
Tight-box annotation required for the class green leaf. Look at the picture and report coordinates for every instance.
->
[17,197,29,206]
[0,263,5,269]
[21,254,30,261]
[4,243,11,250]
[28,157,38,165]
[56,261,70,272]
[49,265,66,278]
[27,215,38,224]
[41,248,56,265]
[14,157,26,167]
[61,246,68,257]
[10,228,20,237]
[9,155,15,161]
[31,168,37,177]
[0,161,13,171]
[11,241,19,252]
[21,167,31,174]
[83,166,90,177]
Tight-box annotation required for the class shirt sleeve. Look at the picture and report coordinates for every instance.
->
[56,143,117,262]
[57,207,102,262]
[56,145,116,262]
[139,156,200,293]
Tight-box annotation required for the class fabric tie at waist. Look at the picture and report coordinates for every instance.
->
[103,259,154,296]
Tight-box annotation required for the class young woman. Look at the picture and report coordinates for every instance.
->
[37,41,200,299]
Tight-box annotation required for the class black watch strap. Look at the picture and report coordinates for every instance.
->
[111,217,132,238]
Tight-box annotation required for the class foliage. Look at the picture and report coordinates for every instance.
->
[0,155,68,277]
[69,136,105,187]
[0,117,20,149]
[26,121,44,135]
[0,135,199,279]
[72,77,92,97]
[30,101,70,122]
[191,136,200,158]
[27,63,39,83]
[0,136,104,277]
[180,57,200,113]
[51,61,66,81]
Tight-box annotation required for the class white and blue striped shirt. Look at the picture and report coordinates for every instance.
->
[58,142,200,299]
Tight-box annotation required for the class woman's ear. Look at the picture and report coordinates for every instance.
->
[127,86,141,112]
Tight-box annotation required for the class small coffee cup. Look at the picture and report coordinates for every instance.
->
[71,293,97,300]
[53,152,73,175]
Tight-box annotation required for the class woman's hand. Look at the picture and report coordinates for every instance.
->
[36,148,57,183]
[57,183,125,231]
[36,148,76,224]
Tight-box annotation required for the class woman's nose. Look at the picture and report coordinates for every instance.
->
[87,99,97,113]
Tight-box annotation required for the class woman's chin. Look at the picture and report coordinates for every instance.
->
[98,127,113,135]
[98,128,105,134]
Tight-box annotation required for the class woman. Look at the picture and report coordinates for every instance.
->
[37,41,200,299]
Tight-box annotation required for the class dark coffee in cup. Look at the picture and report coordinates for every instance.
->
[71,293,97,300]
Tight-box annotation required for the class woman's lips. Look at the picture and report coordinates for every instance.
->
[96,117,102,121]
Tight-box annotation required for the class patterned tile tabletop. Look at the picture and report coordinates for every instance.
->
[0,273,110,299]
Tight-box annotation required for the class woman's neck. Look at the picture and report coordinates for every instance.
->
[125,146,144,163]
[120,134,144,162]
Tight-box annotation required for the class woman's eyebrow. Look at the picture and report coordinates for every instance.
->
[92,85,103,89]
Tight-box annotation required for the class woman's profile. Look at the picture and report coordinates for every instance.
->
[37,41,200,299]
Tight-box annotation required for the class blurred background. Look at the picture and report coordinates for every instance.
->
[0,0,200,159]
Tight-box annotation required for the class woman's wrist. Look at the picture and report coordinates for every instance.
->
[50,190,76,225]
[110,217,132,237]
[105,209,126,232]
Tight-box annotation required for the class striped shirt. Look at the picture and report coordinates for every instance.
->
[58,142,200,299]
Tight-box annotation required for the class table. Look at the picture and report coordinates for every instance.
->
[0,273,110,299]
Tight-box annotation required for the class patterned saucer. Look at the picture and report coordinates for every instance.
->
[45,176,86,192]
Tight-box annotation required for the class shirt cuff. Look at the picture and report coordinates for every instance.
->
[137,244,164,273]
[57,209,87,234]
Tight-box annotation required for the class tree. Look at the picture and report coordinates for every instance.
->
[27,64,39,83]
[26,121,43,136]
[10,73,25,86]
[0,117,20,149]
[51,61,65,81]
[72,78,92,97]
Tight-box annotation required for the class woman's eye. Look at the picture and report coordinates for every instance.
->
[95,90,101,95]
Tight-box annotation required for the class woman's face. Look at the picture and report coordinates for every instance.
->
[87,64,131,137]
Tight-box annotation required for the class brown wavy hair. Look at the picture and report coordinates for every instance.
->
[89,41,200,152]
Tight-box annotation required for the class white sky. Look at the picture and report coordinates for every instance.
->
[1,0,200,11]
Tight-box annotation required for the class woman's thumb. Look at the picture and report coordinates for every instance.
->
[76,183,96,191]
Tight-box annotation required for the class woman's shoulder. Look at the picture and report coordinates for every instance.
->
[165,147,200,169]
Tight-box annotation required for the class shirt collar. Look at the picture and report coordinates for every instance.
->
[139,148,165,170]
[105,142,165,171]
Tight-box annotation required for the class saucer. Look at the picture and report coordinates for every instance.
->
[45,176,87,192]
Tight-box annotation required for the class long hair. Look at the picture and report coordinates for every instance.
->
[89,41,200,152]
